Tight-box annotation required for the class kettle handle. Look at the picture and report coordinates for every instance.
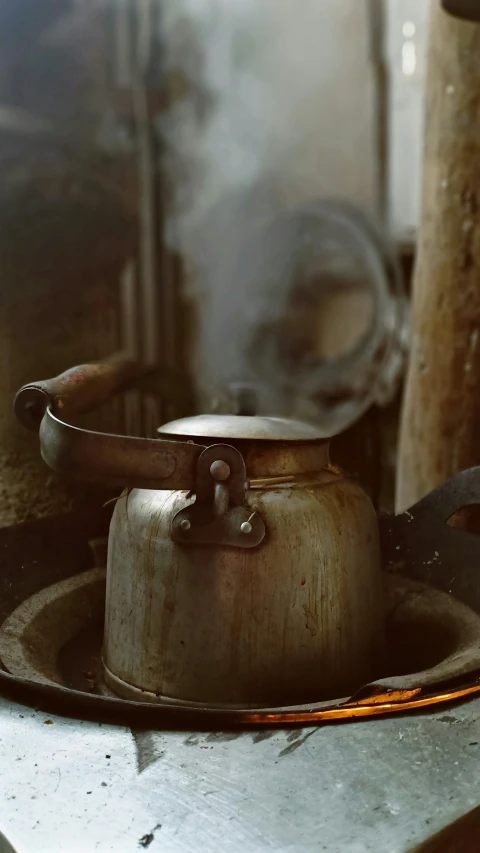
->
[37,407,203,491]
[36,409,264,545]
[14,356,202,490]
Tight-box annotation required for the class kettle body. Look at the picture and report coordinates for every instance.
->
[102,420,384,708]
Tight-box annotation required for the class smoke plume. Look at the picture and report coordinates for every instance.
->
[157,0,354,419]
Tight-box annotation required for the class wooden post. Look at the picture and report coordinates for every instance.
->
[396,2,480,512]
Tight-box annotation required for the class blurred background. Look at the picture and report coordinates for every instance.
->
[0,0,430,525]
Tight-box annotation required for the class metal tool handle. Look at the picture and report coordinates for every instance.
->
[410,467,480,523]
[14,354,147,431]
[380,467,480,613]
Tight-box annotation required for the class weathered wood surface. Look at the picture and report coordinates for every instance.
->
[396,2,480,512]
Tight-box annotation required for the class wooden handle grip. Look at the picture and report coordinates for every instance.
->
[15,354,145,431]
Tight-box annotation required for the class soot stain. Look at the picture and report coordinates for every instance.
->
[252,730,276,744]
[206,731,243,742]
[131,730,165,773]
[139,824,162,848]
[278,729,316,758]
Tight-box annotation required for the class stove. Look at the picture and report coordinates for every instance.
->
[0,361,478,731]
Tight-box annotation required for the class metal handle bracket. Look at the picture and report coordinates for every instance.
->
[171,445,266,549]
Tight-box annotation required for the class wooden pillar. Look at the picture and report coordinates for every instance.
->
[396,2,480,512]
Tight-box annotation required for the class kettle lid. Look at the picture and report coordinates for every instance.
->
[157,414,329,442]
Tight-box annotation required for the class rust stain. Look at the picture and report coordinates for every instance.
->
[302,602,319,637]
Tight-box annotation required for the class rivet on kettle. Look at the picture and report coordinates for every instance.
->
[240,521,253,535]
[180,518,192,531]
[210,460,231,481]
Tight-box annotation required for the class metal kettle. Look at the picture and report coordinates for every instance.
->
[15,359,384,708]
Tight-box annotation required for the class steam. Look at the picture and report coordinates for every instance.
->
[158,0,344,416]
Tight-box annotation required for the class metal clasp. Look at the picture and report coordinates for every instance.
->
[171,444,266,549]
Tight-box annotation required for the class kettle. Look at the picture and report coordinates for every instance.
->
[15,360,384,708]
